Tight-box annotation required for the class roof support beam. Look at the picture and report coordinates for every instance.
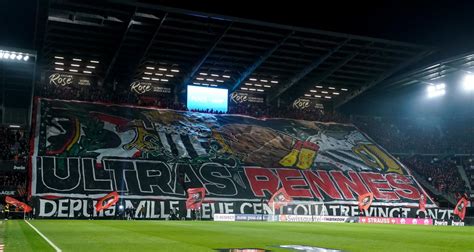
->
[268,39,349,101]
[230,31,293,92]
[334,49,433,108]
[291,50,363,99]
[137,13,168,66]
[103,8,137,82]
[179,22,233,92]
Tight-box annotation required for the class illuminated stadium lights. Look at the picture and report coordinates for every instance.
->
[54,62,64,65]
[341,88,348,91]
[222,75,230,78]
[86,65,96,69]
[4,52,28,62]
[249,78,257,81]
[426,83,446,98]
[264,85,271,88]
[144,72,152,75]
[54,56,64,59]
[171,69,180,73]
[199,72,208,76]
[90,60,99,64]
[241,87,248,90]
[310,90,317,93]
[196,77,204,80]
[55,67,64,71]
[69,69,78,72]
[316,85,323,88]
[462,74,474,91]
[271,80,278,84]
[73,58,82,61]
[158,68,167,71]
[146,66,155,70]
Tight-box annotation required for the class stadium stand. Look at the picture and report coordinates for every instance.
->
[0,1,471,228]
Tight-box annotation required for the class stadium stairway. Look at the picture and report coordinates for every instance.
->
[457,165,472,191]
[409,169,457,206]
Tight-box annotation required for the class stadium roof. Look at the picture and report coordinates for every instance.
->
[375,51,474,91]
[35,0,434,108]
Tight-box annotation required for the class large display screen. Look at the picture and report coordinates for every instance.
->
[187,85,228,112]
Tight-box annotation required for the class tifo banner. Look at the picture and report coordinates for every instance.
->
[30,99,440,219]
[33,197,454,220]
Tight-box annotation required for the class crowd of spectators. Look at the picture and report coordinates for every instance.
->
[354,116,474,155]
[0,127,28,162]
[0,172,26,189]
[402,156,467,194]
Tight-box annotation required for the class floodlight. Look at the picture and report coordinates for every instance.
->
[426,83,446,98]
[462,74,474,91]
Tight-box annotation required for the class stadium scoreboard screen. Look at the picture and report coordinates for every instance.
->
[187,85,228,112]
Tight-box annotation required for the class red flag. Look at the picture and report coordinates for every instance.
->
[95,191,119,212]
[454,196,469,220]
[419,193,427,212]
[5,196,32,213]
[268,187,293,210]
[186,187,206,210]
[358,192,374,211]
